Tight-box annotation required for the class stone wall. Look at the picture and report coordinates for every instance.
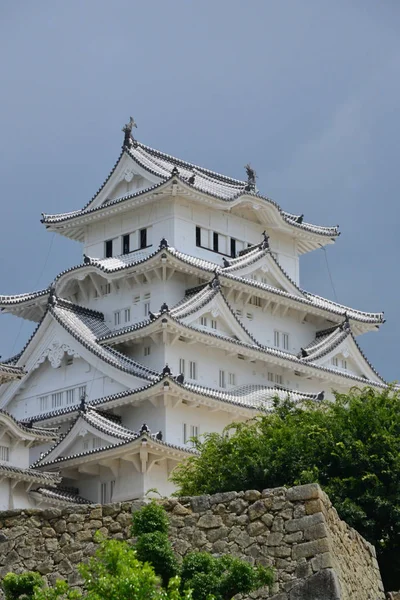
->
[0,484,385,600]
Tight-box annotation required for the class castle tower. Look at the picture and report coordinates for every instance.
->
[0,120,385,504]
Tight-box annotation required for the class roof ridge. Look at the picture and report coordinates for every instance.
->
[137,142,246,186]
[53,297,105,320]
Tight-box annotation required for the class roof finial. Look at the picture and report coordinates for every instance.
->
[160,302,169,313]
[159,238,169,250]
[122,116,137,148]
[244,163,257,192]
[341,313,351,331]
[210,270,220,290]
[162,364,171,376]
[79,394,87,413]
[261,231,270,249]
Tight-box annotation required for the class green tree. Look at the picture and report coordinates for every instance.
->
[132,501,180,586]
[131,501,273,600]
[2,539,192,600]
[2,572,44,600]
[180,552,273,600]
[171,386,400,590]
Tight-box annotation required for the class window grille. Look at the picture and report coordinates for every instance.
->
[219,370,226,388]
[0,446,9,462]
[274,331,289,350]
[122,234,130,255]
[105,240,113,258]
[39,396,48,411]
[51,392,63,408]
[189,361,197,380]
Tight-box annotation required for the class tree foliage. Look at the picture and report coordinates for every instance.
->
[2,572,44,600]
[130,500,273,599]
[171,387,400,590]
[2,538,191,600]
[180,552,272,600]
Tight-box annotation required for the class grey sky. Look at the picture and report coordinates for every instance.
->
[0,1,399,381]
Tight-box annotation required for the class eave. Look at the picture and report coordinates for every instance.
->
[50,245,383,334]
[33,433,196,473]
[100,312,386,389]
[42,169,339,253]
[23,375,321,427]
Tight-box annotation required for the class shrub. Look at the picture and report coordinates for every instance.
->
[2,539,191,600]
[172,387,400,590]
[135,531,180,587]
[2,572,44,600]
[180,552,273,600]
[132,500,170,536]
[131,502,273,600]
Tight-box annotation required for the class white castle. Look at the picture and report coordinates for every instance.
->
[0,118,385,508]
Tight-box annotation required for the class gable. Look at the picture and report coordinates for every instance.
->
[88,153,163,212]
[9,354,126,423]
[38,417,122,465]
[225,252,303,298]
[318,336,384,383]
[0,315,133,414]
[179,293,256,346]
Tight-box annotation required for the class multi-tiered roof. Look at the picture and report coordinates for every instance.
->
[0,118,387,504]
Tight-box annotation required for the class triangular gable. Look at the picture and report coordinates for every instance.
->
[87,152,164,212]
[35,410,134,466]
[172,286,258,346]
[223,249,303,298]
[0,306,153,410]
[314,334,384,384]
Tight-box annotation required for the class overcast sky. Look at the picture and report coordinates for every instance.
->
[0,1,399,381]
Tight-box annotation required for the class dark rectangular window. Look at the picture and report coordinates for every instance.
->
[122,234,130,255]
[213,232,219,253]
[230,238,236,258]
[195,226,201,247]
[139,228,147,249]
[105,239,113,258]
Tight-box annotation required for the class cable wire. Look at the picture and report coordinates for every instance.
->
[321,246,338,302]
[9,233,56,356]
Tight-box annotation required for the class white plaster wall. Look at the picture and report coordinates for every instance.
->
[145,461,176,498]
[116,402,166,437]
[87,276,188,330]
[10,357,127,421]
[172,199,300,283]
[0,480,10,510]
[165,340,327,396]
[64,459,175,503]
[84,201,175,258]
[10,442,30,469]
[225,302,317,353]
[165,403,234,447]
[0,480,35,510]
[83,197,300,283]
[12,486,36,509]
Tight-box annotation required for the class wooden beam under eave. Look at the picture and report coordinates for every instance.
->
[78,463,100,476]
[121,453,141,473]
[77,280,89,302]
[98,458,120,478]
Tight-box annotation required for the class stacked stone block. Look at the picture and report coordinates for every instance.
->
[0,484,385,600]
